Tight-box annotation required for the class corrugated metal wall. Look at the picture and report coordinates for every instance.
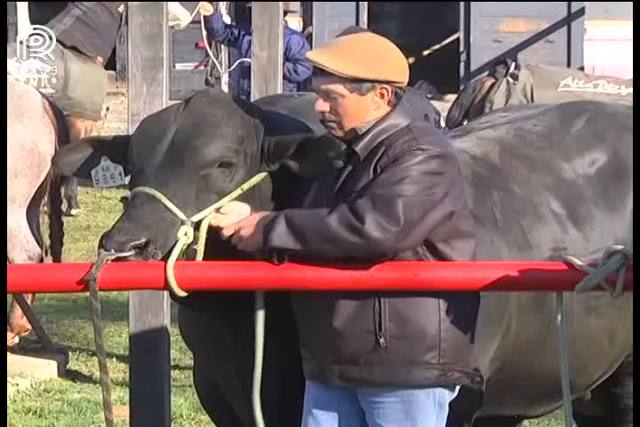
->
[584,2,633,78]
[461,2,585,83]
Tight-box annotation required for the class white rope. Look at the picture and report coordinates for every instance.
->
[554,244,633,427]
[168,2,251,93]
[252,291,266,427]
[196,4,252,94]
[555,292,576,427]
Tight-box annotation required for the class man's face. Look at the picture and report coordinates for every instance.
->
[311,75,389,139]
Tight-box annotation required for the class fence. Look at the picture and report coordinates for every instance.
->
[7,260,634,294]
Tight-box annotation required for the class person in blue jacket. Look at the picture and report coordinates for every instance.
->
[204,4,313,100]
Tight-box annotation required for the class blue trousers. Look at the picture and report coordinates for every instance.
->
[302,380,460,427]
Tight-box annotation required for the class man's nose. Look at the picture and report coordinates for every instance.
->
[314,97,330,114]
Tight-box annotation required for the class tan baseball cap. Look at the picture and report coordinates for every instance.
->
[306,31,410,87]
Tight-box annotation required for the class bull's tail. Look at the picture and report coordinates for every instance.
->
[44,98,69,263]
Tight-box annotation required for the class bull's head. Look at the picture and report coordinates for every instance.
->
[53,88,344,261]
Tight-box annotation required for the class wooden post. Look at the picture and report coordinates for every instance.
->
[251,2,284,100]
[126,3,172,427]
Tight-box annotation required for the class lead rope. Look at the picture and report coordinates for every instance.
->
[82,248,136,427]
[556,245,633,427]
[85,172,268,426]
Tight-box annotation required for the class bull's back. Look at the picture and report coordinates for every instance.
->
[449,101,633,416]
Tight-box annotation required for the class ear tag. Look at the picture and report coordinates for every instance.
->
[90,156,127,188]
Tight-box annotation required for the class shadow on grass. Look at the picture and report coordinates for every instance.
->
[64,368,129,388]
[31,294,129,323]
[65,344,192,371]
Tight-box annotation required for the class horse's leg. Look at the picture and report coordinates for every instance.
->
[7,206,45,346]
[7,175,52,347]
[63,115,99,216]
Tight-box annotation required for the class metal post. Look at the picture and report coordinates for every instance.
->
[127,3,172,426]
[7,2,17,43]
[251,2,284,100]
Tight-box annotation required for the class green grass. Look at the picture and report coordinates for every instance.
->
[8,186,212,426]
[8,186,564,426]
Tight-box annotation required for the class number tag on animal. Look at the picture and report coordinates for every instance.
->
[91,157,127,188]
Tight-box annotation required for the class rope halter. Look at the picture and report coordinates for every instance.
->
[129,171,269,297]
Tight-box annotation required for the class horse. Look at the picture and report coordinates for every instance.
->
[7,78,67,347]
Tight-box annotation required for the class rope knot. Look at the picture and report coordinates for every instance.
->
[176,223,195,244]
[562,245,633,299]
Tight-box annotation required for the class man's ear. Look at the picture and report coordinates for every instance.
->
[261,133,346,178]
[53,135,131,180]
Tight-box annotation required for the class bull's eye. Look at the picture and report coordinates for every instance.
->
[215,161,235,170]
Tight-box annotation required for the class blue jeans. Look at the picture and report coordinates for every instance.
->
[302,380,460,427]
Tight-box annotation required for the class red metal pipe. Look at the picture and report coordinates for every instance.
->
[7,261,633,294]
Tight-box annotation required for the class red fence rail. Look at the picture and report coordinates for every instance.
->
[8,260,633,293]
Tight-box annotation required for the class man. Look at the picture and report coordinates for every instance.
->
[213,31,482,426]
[204,3,312,100]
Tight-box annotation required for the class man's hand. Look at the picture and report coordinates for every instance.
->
[219,212,272,253]
[199,2,215,16]
[208,201,252,228]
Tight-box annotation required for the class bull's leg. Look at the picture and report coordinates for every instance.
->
[446,386,483,427]
[472,415,525,427]
[62,115,99,217]
[573,353,633,427]
[260,293,305,427]
[62,176,80,216]
[192,357,252,427]
[177,296,256,427]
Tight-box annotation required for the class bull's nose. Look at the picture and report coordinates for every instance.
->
[100,232,154,259]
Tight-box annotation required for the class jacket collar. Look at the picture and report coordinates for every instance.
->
[348,92,416,162]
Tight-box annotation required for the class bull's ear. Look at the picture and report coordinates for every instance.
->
[261,133,346,178]
[53,135,131,179]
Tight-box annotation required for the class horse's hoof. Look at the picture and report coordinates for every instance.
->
[7,331,20,348]
[7,328,30,348]
[65,208,81,217]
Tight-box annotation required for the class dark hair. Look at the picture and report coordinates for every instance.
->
[312,68,404,107]
[344,81,405,108]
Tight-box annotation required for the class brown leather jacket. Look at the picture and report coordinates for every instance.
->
[263,90,483,390]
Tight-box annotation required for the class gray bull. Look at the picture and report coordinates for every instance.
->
[53,88,632,427]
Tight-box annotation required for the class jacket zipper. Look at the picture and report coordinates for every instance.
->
[374,297,388,348]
